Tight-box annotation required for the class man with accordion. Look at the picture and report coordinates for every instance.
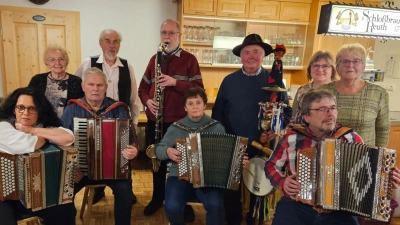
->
[265,89,400,225]
[61,67,138,225]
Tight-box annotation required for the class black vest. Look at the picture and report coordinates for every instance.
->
[90,56,131,106]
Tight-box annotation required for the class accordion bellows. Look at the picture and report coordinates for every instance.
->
[0,143,78,211]
[74,117,131,180]
[296,139,396,222]
[176,132,248,190]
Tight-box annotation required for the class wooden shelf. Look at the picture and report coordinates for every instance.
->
[183,42,213,47]
[200,63,304,70]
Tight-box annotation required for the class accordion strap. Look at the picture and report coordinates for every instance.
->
[67,99,129,118]
[292,124,353,142]
[172,119,219,133]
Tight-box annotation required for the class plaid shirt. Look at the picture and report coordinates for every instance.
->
[265,124,363,197]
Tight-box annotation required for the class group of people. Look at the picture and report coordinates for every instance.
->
[0,17,400,225]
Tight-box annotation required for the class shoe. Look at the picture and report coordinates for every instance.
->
[184,205,195,222]
[144,200,163,216]
[92,191,105,205]
[132,192,137,205]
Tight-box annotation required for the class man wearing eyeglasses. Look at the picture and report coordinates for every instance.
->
[138,19,203,219]
[265,89,364,225]
[75,29,141,205]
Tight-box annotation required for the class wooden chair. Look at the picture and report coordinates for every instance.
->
[17,216,42,225]
[79,184,107,225]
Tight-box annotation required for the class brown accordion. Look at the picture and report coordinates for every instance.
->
[73,117,131,180]
[175,132,248,190]
[296,139,396,222]
[0,143,78,211]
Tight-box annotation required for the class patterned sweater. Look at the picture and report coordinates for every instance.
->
[319,81,389,146]
[292,82,313,124]
[155,114,225,177]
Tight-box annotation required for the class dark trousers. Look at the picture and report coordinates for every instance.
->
[224,188,243,225]
[74,176,134,225]
[272,196,357,225]
[147,120,173,202]
[0,200,75,225]
[164,176,224,225]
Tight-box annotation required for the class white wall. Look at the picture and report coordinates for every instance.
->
[0,0,177,99]
[373,0,400,112]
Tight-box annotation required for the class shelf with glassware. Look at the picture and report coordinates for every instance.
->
[181,16,307,70]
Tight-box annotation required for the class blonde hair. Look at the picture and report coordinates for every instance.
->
[336,43,366,66]
[43,44,69,66]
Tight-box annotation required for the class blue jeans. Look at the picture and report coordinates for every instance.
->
[164,176,224,225]
[272,196,357,225]
[74,176,134,225]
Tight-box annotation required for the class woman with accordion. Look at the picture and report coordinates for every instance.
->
[155,87,249,225]
[0,87,76,225]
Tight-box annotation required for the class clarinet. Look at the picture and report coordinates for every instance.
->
[146,41,168,172]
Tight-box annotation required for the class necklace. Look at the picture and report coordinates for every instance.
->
[48,72,67,80]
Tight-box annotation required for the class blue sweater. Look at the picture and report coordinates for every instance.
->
[212,67,291,157]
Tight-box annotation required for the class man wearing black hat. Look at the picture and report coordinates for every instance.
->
[212,34,292,225]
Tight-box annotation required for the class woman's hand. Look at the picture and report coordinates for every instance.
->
[242,154,249,167]
[167,147,181,163]
[283,174,301,196]
[15,122,34,134]
[392,167,400,189]
[122,145,138,160]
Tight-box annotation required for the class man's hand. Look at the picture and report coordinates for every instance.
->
[167,147,181,163]
[75,169,83,183]
[267,130,277,141]
[15,122,34,134]
[283,174,301,196]
[158,74,176,87]
[242,154,249,167]
[122,145,138,160]
[146,99,159,116]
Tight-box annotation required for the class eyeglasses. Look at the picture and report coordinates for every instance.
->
[312,64,331,70]
[339,59,363,66]
[48,58,66,64]
[160,31,180,36]
[309,106,337,114]
[15,105,38,114]
[103,39,120,45]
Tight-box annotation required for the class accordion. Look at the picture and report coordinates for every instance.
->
[296,139,396,222]
[175,132,248,190]
[73,117,131,180]
[0,143,78,211]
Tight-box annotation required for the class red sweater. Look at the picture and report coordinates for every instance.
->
[138,49,203,123]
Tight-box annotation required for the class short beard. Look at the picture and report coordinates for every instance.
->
[105,51,117,62]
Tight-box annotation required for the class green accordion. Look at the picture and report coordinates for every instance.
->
[0,143,78,211]
[176,132,248,191]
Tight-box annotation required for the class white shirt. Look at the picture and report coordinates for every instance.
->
[75,53,140,124]
[0,122,75,155]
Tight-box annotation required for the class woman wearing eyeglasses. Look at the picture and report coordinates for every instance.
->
[0,87,76,225]
[28,44,84,118]
[319,43,389,147]
[291,51,337,124]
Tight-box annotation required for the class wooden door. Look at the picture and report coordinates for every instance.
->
[0,6,81,96]
[249,0,280,20]
[279,2,311,22]
[183,0,218,16]
[217,0,250,18]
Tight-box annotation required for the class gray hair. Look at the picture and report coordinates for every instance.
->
[99,29,123,42]
[160,19,180,32]
[82,67,107,84]
[300,89,336,116]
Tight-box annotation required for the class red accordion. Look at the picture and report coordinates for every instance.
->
[74,117,132,180]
